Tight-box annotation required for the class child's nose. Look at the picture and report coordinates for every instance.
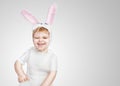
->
[38,38,43,42]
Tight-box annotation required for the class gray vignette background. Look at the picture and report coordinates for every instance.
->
[0,0,120,86]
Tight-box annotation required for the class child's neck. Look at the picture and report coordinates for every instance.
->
[36,48,48,53]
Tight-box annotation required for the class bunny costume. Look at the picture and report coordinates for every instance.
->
[16,3,57,86]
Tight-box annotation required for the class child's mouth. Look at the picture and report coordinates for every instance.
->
[37,43,46,46]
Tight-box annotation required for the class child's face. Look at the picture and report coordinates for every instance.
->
[33,31,50,52]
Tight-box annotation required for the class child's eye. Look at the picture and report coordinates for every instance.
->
[43,37,47,39]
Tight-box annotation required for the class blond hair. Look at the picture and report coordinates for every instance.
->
[32,27,50,37]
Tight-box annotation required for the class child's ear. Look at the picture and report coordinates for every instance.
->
[46,3,57,25]
[21,9,40,25]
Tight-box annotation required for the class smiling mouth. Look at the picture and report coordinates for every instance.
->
[37,43,46,46]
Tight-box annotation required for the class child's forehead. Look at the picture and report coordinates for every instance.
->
[34,31,50,37]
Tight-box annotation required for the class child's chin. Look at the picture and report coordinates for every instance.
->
[36,47,46,52]
[37,48,43,51]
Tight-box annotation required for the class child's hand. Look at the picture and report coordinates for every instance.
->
[18,74,29,83]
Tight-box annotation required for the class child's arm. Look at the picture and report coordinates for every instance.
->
[40,71,57,86]
[14,60,29,83]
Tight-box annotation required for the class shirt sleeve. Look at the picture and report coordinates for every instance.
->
[50,54,58,71]
[17,49,31,65]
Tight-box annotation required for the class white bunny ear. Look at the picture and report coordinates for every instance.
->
[46,3,57,25]
[21,9,40,25]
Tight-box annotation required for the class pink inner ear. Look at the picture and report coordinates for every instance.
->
[46,4,56,25]
[21,10,39,24]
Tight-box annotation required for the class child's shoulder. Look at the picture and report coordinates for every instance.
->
[24,46,35,53]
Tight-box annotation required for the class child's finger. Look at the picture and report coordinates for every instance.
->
[18,79,23,83]
[26,75,30,80]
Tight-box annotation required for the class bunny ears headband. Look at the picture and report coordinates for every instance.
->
[21,4,57,32]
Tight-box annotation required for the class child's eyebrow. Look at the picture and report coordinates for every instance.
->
[34,36,39,38]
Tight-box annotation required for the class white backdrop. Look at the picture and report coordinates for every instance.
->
[0,0,120,86]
